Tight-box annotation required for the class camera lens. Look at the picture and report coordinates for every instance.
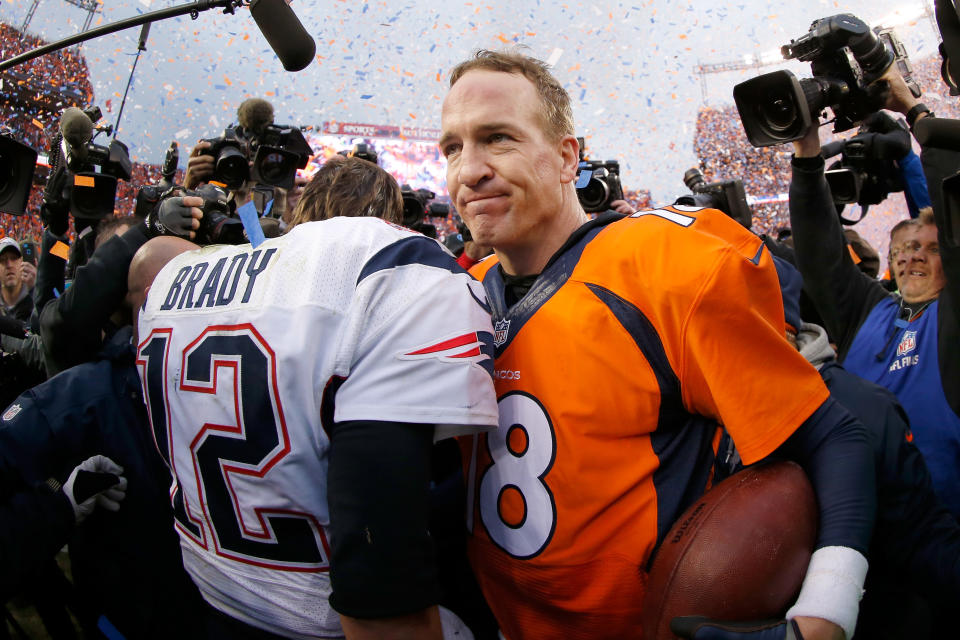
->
[215,145,249,189]
[759,95,797,133]
[401,191,426,227]
[849,29,892,76]
[683,168,705,191]
[0,150,15,201]
[258,151,294,184]
[578,177,609,211]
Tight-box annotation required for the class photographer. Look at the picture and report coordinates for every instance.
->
[36,193,202,375]
[787,65,960,518]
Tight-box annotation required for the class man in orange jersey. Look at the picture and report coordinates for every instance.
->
[440,49,876,640]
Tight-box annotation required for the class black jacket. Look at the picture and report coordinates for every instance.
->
[38,222,151,376]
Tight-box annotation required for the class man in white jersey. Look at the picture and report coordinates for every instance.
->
[135,168,498,639]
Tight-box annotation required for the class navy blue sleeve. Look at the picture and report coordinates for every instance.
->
[0,484,75,599]
[774,396,876,555]
[0,395,76,598]
[819,363,960,600]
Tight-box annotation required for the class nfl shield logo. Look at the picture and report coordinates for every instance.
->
[494,319,511,347]
[2,403,22,421]
[896,330,917,356]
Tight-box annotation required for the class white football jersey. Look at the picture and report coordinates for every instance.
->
[136,217,498,638]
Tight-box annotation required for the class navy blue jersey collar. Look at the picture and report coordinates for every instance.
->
[482,212,623,356]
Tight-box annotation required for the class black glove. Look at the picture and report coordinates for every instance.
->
[57,454,127,523]
[861,111,903,134]
[145,190,199,239]
[671,617,804,640]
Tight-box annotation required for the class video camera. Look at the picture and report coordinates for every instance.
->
[47,106,132,219]
[821,114,912,221]
[0,133,38,216]
[676,168,752,230]
[733,15,921,147]
[401,185,449,238]
[202,123,312,191]
[576,160,623,213]
[152,181,246,246]
[338,142,378,165]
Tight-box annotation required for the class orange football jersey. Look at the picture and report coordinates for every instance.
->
[462,207,829,640]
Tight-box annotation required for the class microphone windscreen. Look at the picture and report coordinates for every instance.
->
[913,116,960,150]
[249,0,316,72]
[237,98,275,134]
[59,107,93,148]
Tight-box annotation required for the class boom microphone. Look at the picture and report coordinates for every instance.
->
[249,0,316,72]
[237,98,275,137]
[59,107,93,167]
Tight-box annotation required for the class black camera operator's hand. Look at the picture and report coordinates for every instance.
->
[609,199,636,215]
[861,111,901,134]
[184,140,215,190]
[145,195,204,240]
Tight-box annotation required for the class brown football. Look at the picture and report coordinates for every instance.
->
[641,461,817,640]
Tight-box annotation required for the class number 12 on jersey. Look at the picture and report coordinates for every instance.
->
[137,324,330,572]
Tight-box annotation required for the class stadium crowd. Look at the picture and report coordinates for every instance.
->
[0,15,959,640]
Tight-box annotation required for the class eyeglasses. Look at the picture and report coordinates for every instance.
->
[889,240,940,260]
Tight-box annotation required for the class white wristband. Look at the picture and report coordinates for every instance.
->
[785,546,868,639]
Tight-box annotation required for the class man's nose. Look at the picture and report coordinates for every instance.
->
[457,144,492,187]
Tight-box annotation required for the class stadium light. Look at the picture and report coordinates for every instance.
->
[759,49,783,64]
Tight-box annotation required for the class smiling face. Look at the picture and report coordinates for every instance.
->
[891,223,945,303]
[440,69,583,275]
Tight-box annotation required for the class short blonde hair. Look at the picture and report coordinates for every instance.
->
[288,156,403,229]
[449,49,574,141]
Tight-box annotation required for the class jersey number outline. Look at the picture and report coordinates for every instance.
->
[138,324,330,572]
[476,391,557,559]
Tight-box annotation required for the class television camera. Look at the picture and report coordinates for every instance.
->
[676,168,752,230]
[733,15,920,147]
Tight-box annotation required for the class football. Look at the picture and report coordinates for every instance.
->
[641,461,817,640]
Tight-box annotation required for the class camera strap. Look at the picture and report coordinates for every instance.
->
[839,204,869,225]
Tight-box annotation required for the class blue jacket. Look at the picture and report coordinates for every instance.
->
[0,326,204,638]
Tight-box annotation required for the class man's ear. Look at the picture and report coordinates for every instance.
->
[558,135,580,184]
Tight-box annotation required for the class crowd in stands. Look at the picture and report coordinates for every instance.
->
[0,23,93,103]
